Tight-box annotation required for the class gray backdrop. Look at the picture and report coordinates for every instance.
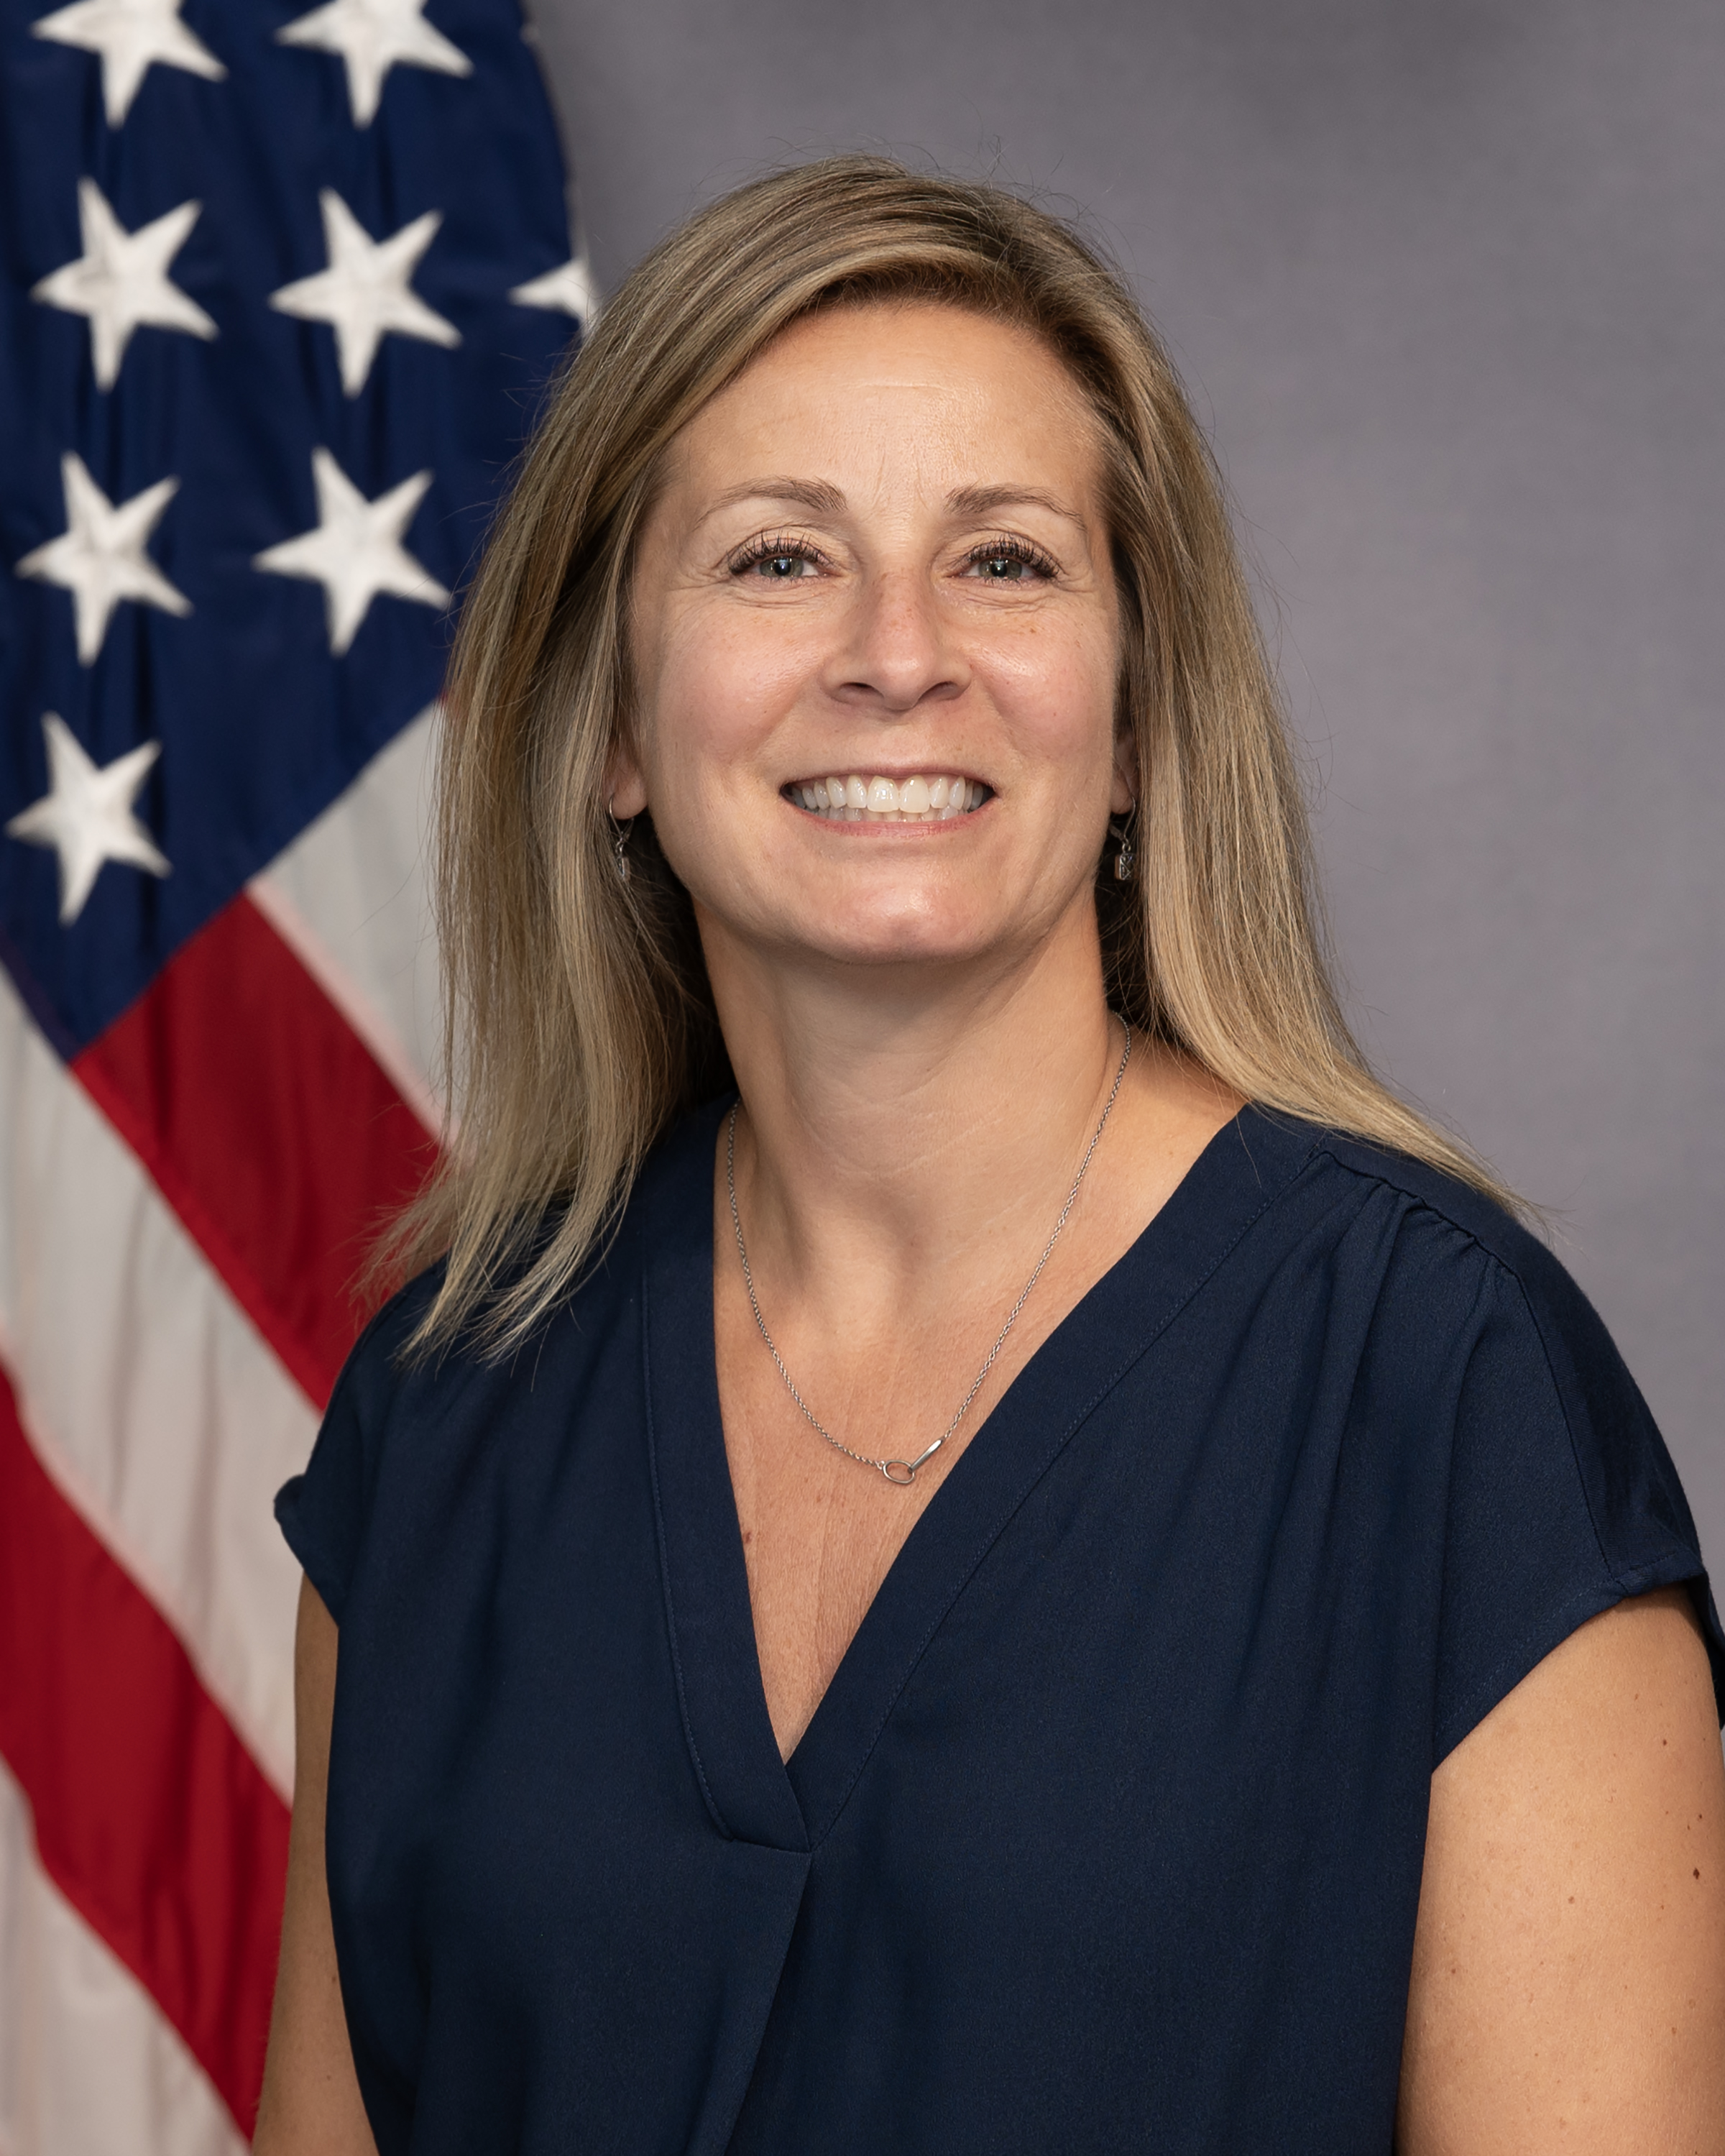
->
[525,0,1725,1566]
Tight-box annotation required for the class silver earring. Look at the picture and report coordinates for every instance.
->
[607,791,635,884]
[1109,815,1136,884]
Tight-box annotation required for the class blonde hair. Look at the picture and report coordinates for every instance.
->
[391,155,1514,1354]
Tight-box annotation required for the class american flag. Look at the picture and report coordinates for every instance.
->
[0,0,581,2140]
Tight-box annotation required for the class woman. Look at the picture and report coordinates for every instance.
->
[256,159,1725,2155]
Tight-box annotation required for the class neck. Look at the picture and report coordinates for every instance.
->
[701,896,1123,1319]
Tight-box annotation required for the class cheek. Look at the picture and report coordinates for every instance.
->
[983,615,1121,764]
[644,600,817,789]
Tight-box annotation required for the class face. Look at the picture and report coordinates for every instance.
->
[617,300,1132,983]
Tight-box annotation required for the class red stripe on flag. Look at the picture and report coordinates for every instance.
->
[74,894,437,1408]
[0,1367,290,2134]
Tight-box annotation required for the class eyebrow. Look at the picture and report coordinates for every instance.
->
[700,477,1090,530]
[945,484,1087,528]
[704,477,848,518]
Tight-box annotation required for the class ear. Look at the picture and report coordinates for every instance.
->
[604,740,649,820]
[1109,729,1138,817]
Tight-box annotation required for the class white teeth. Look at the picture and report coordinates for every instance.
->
[789,772,985,821]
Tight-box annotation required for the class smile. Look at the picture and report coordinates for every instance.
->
[781,773,992,822]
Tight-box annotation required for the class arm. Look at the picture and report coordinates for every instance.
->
[252,1577,379,2156]
[1398,1585,1725,2155]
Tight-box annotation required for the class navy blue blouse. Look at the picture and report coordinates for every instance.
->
[277,1102,1725,2156]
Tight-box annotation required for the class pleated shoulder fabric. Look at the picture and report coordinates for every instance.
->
[276,1102,1725,2156]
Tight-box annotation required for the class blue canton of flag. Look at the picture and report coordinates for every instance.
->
[1,0,581,1055]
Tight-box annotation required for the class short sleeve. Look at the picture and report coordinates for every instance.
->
[1434,1233,1725,1761]
[275,1288,421,1626]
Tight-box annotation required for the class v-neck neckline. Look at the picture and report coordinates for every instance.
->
[641,1096,1319,1854]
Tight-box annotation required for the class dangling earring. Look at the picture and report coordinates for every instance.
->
[607,793,634,884]
[1108,813,1136,884]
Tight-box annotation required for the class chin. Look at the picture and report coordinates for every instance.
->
[794,904,1000,971]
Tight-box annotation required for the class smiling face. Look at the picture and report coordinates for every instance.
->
[617,300,1132,985]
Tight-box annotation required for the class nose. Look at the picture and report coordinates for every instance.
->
[824,566,970,716]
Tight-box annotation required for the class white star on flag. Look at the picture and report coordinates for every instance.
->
[16,451,191,665]
[276,0,472,127]
[32,0,225,126]
[269,190,459,396]
[254,446,450,656]
[32,177,216,390]
[6,712,170,924]
[509,254,598,330]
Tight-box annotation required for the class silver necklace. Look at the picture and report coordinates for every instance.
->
[726,1021,1132,1487]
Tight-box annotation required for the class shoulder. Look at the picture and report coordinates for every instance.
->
[1307,1126,1548,1288]
[276,1101,727,1620]
[1298,1127,1629,1415]
[1299,1123,1719,1671]
[1240,1111,1697,1563]
[1217,1109,1549,1349]
[326,1261,450,1439]
[334,1095,728,1431]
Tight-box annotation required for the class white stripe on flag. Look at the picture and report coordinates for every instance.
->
[252,702,446,1132]
[0,971,316,1796]
[0,1761,247,2156]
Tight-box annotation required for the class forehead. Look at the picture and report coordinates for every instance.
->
[664,300,1105,504]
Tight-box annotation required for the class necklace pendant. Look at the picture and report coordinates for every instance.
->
[881,1436,943,1486]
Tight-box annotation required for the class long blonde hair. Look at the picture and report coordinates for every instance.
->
[391,155,1512,1354]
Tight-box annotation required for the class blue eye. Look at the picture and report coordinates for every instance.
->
[759,553,806,578]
